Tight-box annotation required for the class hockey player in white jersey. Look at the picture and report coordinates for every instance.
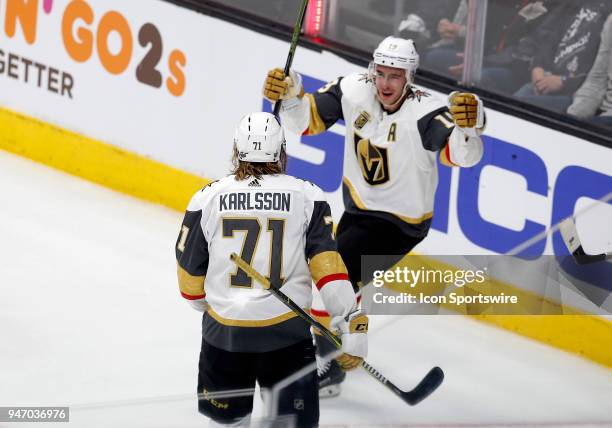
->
[264,36,485,396]
[175,112,367,426]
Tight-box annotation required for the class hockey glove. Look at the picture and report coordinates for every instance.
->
[448,91,484,136]
[331,309,368,371]
[263,68,303,102]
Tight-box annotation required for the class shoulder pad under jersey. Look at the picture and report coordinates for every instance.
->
[405,85,447,119]
[280,174,324,202]
[302,179,326,203]
[187,176,232,211]
[340,72,377,109]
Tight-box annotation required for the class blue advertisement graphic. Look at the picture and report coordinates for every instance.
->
[457,136,548,258]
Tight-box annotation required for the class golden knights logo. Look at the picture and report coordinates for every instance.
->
[354,133,390,185]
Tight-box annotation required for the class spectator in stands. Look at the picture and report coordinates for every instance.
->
[478,1,558,93]
[567,14,612,128]
[417,0,467,76]
[514,1,612,113]
[421,0,555,91]
[396,0,463,49]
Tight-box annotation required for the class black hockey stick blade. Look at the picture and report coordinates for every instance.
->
[362,362,444,406]
[401,366,444,405]
[572,246,608,265]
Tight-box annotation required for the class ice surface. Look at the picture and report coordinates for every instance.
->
[1,150,611,428]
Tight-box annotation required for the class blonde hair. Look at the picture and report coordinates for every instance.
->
[230,146,287,180]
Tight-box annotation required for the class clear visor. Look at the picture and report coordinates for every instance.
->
[369,61,416,86]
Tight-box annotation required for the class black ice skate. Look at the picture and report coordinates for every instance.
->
[317,357,346,398]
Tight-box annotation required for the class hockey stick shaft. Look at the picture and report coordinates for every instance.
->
[272,0,309,117]
[230,252,443,405]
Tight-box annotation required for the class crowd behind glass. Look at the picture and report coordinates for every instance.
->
[215,0,612,130]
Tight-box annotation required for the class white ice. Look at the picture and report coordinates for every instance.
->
[1,150,611,428]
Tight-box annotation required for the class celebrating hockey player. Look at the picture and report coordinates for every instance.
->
[263,36,485,396]
[175,112,367,426]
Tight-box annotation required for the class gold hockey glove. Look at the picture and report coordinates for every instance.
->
[263,68,303,102]
[336,353,363,371]
[449,92,482,128]
[331,309,368,371]
[264,68,287,102]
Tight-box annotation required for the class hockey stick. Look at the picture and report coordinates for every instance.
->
[272,0,309,117]
[230,252,444,406]
[559,217,612,265]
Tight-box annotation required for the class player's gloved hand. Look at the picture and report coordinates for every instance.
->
[331,309,368,371]
[263,68,303,102]
[448,91,484,136]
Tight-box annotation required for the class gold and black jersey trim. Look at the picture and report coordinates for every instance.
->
[309,251,348,289]
[305,200,337,260]
[305,94,327,135]
[342,177,367,209]
[176,209,209,298]
[342,177,432,225]
[207,308,301,327]
[342,177,433,238]
[177,263,205,300]
[303,77,344,136]
[202,311,312,352]
[417,107,455,152]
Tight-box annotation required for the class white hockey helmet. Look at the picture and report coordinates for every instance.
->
[372,36,419,83]
[233,112,285,163]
